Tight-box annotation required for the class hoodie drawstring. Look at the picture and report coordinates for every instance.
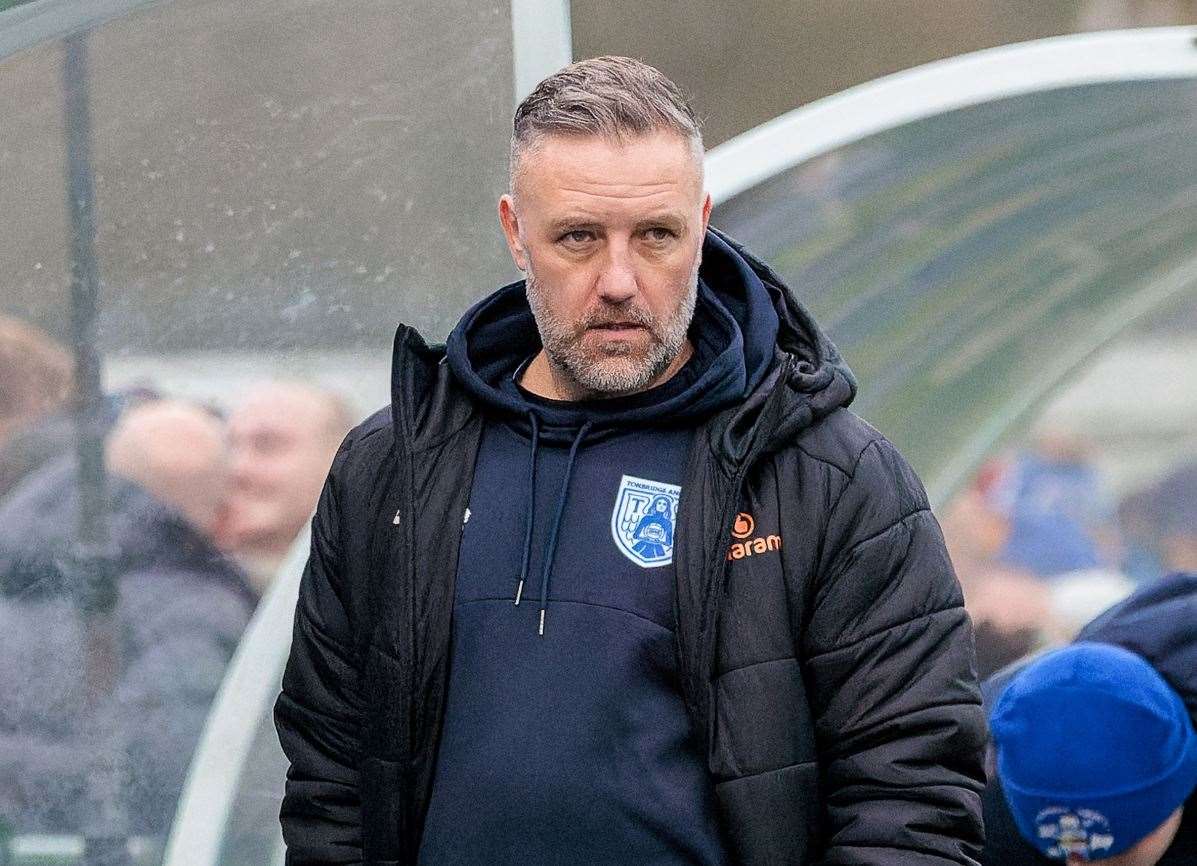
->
[512,419,596,637]
[513,413,540,607]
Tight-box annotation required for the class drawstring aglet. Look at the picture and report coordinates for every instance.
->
[538,607,545,636]
[514,579,524,606]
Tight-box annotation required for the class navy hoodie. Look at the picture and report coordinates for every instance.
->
[416,234,779,864]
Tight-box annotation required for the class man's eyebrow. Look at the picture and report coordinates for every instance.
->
[545,213,689,235]
[546,217,602,235]
[633,214,687,231]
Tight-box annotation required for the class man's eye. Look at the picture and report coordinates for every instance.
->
[560,230,594,245]
[645,227,675,242]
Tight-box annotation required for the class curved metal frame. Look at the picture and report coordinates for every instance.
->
[167,26,1197,866]
[705,26,1197,205]
[705,26,1197,504]
[924,255,1197,504]
[162,529,309,865]
[0,0,169,60]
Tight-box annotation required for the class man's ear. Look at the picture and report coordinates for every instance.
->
[498,194,528,272]
[700,192,712,235]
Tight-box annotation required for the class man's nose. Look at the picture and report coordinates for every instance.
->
[595,242,639,304]
[229,448,255,483]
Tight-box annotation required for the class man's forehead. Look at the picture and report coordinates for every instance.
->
[231,388,333,431]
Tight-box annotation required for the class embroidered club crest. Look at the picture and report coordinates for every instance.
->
[611,475,681,568]
[1035,807,1115,860]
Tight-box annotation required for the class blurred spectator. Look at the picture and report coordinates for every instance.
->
[0,400,255,836]
[940,461,1011,596]
[964,566,1062,679]
[992,430,1119,580]
[0,317,74,499]
[1152,463,1197,575]
[1118,462,1197,584]
[222,381,354,593]
[1120,484,1168,584]
[0,316,72,444]
[0,315,162,505]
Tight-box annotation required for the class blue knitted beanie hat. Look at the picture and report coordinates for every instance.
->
[991,643,1197,860]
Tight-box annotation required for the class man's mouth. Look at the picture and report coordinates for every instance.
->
[589,321,646,334]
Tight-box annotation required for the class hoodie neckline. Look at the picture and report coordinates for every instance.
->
[499,310,723,430]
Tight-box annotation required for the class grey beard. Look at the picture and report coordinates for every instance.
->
[525,256,699,397]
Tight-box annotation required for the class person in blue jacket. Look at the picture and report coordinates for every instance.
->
[982,572,1197,864]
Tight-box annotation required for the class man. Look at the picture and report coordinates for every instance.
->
[222,381,354,593]
[1148,463,1197,577]
[0,316,74,499]
[276,56,986,865]
[992,432,1115,580]
[0,400,256,835]
[982,571,1197,865]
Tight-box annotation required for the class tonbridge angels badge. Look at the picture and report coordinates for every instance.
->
[611,474,681,568]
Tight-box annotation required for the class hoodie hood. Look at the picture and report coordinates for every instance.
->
[705,227,857,459]
[445,228,852,445]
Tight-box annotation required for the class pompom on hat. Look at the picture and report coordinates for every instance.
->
[991,643,1197,860]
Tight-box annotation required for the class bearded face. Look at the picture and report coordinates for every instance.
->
[498,130,711,400]
[524,250,699,395]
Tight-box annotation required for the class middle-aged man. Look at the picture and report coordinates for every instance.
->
[222,381,354,594]
[275,56,987,865]
[0,400,255,835]
[0,315,74,499]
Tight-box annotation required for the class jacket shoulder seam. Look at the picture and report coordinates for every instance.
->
[791,443,856,479]
[784,410,886,476]
[815,435,886,520]
[844,435,887,481]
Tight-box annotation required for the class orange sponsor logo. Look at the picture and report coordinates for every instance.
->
[726,511,782,561]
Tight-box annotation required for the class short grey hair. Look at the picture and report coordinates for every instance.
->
[510,56,703,190]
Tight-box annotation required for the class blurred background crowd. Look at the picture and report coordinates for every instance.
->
[946,431,1196,679]
[0,314,352,840]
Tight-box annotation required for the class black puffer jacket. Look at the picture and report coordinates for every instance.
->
[275,230,987,865]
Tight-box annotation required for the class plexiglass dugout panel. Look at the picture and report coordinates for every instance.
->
[0,1,515,863]
[713,79,1197,499]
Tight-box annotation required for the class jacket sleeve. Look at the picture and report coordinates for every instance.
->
[274,441,365,865]
[804,437,987,865]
